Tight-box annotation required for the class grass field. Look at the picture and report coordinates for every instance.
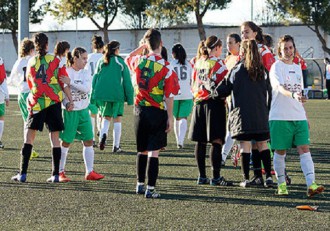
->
[0,100,329,230]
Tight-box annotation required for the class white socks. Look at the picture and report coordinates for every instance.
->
[174,119,187,146]
[60,146,69,173]
[113,122,121,148]
[222,131,235,161]
[300,152,315,187]
[0,120,4,141]
[273,152,286,185]
[83,146,94,174]
[100,119,110,140]
[23,122,28,143]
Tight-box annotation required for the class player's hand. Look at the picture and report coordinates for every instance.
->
[165,118,173,133]
[66,101,74,111]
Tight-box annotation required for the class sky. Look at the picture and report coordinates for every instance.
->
[31,0,267,31]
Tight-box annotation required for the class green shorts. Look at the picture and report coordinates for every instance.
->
[173,99,193,118]
[60,108,94,143]
[0,103,5,117]
[96,100,124,118]
[88,103,98,115]
[269,120,310,150]
[18,92,29,121]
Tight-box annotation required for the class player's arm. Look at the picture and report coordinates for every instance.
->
[164,97,174,133]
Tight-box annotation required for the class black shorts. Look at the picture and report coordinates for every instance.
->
[27,103,64,132]
[134,105,167,152]
[235,132,270,142]
[188,98,226,143]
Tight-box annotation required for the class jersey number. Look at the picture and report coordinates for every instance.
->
[138,67,151,90]
[90,62,95,76]
[174,66,188,80]
[36,64,47,84]
[22,67,27,82]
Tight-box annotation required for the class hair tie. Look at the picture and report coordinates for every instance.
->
[209,38,220,49]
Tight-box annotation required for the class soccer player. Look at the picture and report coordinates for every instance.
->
[221,33,241,165]
[188,35,232,186]
[170,43,193,149]
[223,39,273,188]
[240,21,275,185]
[58,47,104,182]
[11,32,73,183]
[8,38,39,158]
[126,29,180,198]
[269,34,325,197]
[92,40,134,152]
[85,35,104,147]
[0,56,9,148]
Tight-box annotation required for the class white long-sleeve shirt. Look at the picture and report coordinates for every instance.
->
[63,67,91,111]
[8,56,31,94]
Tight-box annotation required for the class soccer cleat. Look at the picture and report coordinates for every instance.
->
[136,184,145,194]
[177,144,183,149]
[264,177,274,188]
[275,182,289,196]
[221,160,226,166]
[239,179,250,188]
[99,134,107,151]
[307,182,325,198]
[145,189,161,199]
[197,177,210,185]
[59,172,71,183]
[250,176,264,187]
[112,146,122,153]
[93,141,98,148]
[11,173,27,182]
[210,176,234,186]
[85,170,104,180]
[47,175,59,183]
[0,141,4,149]
[30,150,39,160]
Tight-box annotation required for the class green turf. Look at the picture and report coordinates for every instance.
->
[0,100,329,230]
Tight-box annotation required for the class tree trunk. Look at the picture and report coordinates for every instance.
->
[103,28,109,44]
[11,30,18,55]
[196,14,206,41]
[308,25,330,56]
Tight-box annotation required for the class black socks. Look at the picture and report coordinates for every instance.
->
[52,147,61,176]
[209,143,222,179]
[241,152,251,180]
[147,157,159,187]
[137,154,148,183]
[20,143,33,175]
[195,142,207,178]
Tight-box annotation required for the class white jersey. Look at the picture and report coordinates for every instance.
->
[86,53,103,78]
[269,60,306,121]
[326,64,330,80]
[8,56,31,94]
[170,59,193,100]
[63,67,91,111]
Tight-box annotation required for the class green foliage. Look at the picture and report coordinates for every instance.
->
[0,0,45,31]
[268,0,330,33]
[121,0,150,29]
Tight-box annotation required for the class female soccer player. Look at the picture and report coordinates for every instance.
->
[170,43,193,149]
[59,47,104,182]
[269,35,324,197]
[224,39,273,187]
[188,35,233,186]
[92,41,134,152]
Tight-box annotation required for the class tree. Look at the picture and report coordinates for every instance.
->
[146,0,231,40]
[267,0,330,55]
[121,0,150,29]
[0,0,45,54]
[49,0,120,43]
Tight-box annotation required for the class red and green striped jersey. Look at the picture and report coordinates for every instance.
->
[258,44,275,72]
[27,54,67,112]
[192,56,228,103]
[127,54,180,110]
